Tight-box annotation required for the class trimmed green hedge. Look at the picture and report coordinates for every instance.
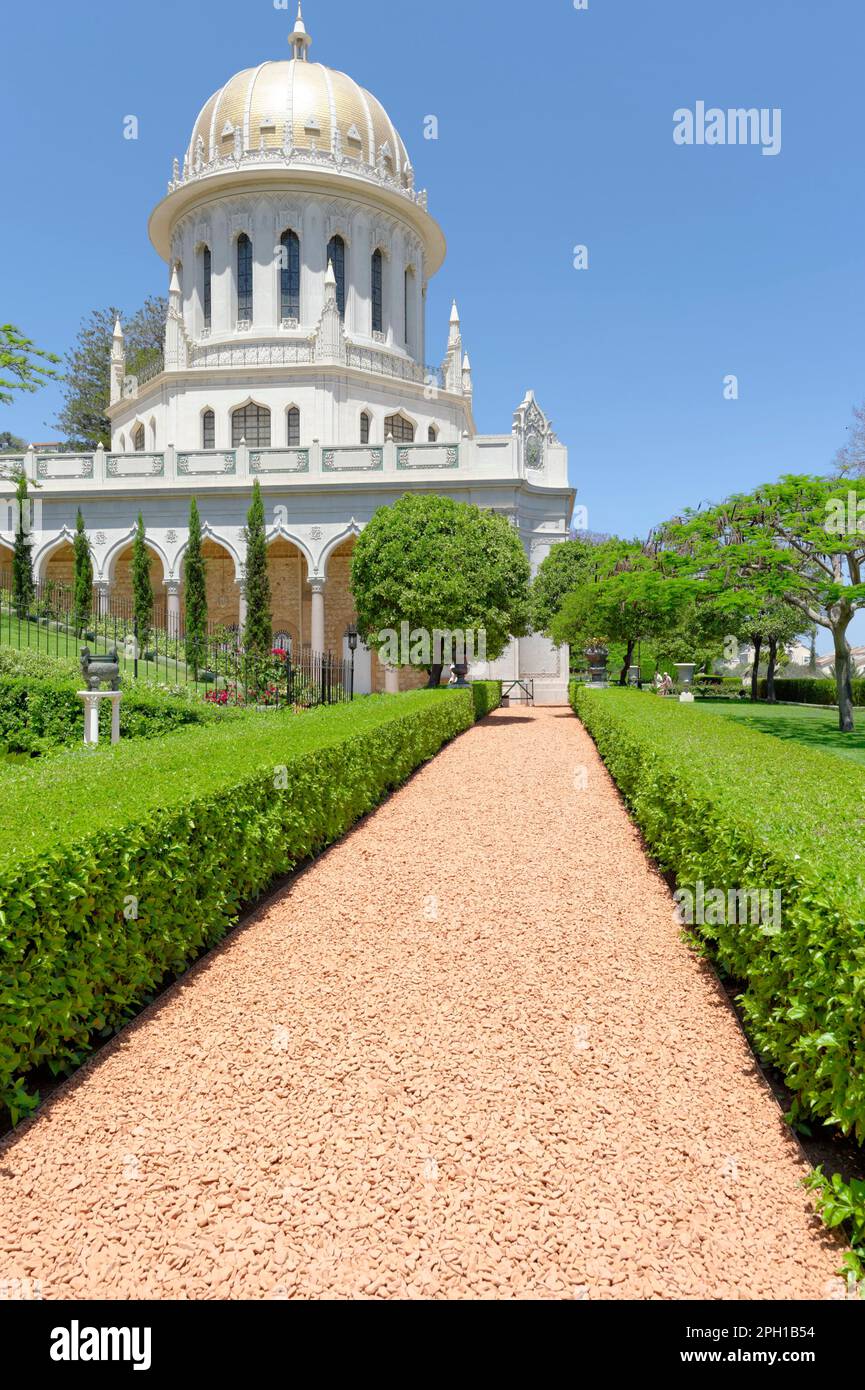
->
[570,683,865,1143]
[0,675,229,757]
[471,679,502,718]
[0,691,475,1121]
[757,677,865,706]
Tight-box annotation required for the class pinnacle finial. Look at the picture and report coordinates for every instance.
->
[289,1,312,60]
[450,299,460,324]
[112,316,124,338]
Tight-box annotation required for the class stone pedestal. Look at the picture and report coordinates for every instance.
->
[78,690,122,746]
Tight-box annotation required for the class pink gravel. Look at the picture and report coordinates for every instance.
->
[0,707,844,1299]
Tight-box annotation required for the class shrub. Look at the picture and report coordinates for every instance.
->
[0,690,476,1121]
[757,677,865,707]
[0,675,230,757]
[471,680,502,719]
[570,684,865,1143]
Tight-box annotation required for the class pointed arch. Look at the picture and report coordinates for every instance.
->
[319,519,364,576]
[103,527,171,584]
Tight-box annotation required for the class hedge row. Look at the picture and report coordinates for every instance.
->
[570,683,865,1142]
[0,690,479,1121]
[0,674,232,757]
[757,677,865,706]
[470,679,502,719]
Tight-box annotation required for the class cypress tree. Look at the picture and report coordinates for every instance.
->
[184,497,208,675]
[11,472,35,619]
[243,480,272,659]
[72,507,93,636]
[131,512,154,654]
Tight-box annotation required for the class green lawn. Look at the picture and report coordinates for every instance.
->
[695,698,865,766]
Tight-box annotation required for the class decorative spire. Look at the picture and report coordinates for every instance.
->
[289,2,312,61]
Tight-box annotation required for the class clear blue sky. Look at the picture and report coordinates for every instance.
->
[3,0,864,612]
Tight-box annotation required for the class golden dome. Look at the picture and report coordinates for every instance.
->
[186,59,411,183]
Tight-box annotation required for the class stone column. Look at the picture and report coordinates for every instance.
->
[95,580,110,618]
[309,576,326,654]
[165,579,181,640]
[237,582,248,630]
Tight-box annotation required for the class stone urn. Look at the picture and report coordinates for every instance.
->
[674,663,697,689]
[451,662,470,688]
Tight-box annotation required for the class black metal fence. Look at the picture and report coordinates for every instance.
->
[0,573,354,709]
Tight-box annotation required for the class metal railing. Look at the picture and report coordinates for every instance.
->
[0,572,354,708]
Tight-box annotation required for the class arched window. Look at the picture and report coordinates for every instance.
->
[132,423,145,452]
[385,413,415,443]
[202,410,215,450]
[360,411,371,445]
[231,403,270,448]
[286,407,300,448]
[404,269,410,345]
[236,233,253,322]
[279,229,300,323]
[428,425,438,443]
[202,246,212,331]
[326,234,346,317]
[371,249,383,334]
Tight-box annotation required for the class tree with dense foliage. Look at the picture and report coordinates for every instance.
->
[664,474,865,731]
[11,471,34,618]
[243,480,272,660]
[551,565,698,683]
[184,498,208,675]
[0,325,60,406]
[0,431,27,453]
[131,513,154,652]
[55,298,166,449]
[72,508,93,637]
[530,533,636,638]
[351,494,532,685]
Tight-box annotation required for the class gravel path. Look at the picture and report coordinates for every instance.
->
[0,708,842,1299]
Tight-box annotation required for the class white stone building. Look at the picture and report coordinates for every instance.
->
[2,5,573,700]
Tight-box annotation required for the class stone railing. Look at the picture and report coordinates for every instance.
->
[0,436,526,489]
[168,145,429,213]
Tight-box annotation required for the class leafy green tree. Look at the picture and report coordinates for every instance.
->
[351,494,532,685]
[664,475,865,732]
[72,508,93,637]
[243,480,272,660]
[754,599,805,703]
[131,513,154,652]
[0,325,60,406]
[551,567,697,683]
[184,498,208,675]
[530,534,635,638]
[11,472,34,618]
[0,431,27,453]
[55,298,166,449]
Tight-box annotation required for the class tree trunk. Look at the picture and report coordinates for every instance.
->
[750,634,762,702]
[619,639,636,686]
[834,633,855,733]
[766,637,778,703]
[427,664,444,689]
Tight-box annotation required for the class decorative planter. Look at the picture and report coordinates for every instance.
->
[627,665,641,686]
[452,663,470,688]
[674,663,697,688]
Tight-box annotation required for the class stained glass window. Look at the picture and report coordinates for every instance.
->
[280,229,300,321]
[236,233,253,322]
[327,234,346,317]
[371,249,383,334]
[385,414,415,443]
[202,246,212,330]
[232,403,270,448]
